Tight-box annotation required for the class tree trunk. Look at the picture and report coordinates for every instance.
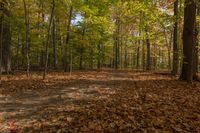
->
[16,31,21,70]
[142,39,145,71]
[193,7,199,80]
[40,4,45,69]
[0,1,11,73]
[114,17,120,70]
[79,28,85,70]
[146,29,151,71]
[180,0,196,82]
[97,41,101,70]
[89,45,93,69]
[64,6,73,72]
[43,0,55,80]
[172,0,179,75]
[136,45,140,70]
[52,16,57,69]
[120,22,123,70]
[69,38,73,76]
[23,0,30,77]
[124,43,127,68]
[0,15,3,83]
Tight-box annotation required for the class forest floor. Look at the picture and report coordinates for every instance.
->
[0,70,199,133]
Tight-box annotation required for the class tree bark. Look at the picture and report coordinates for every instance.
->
[146,29,151,71]
[193,7,199,80]
[97,41,101,70]
[64,6,73,72]
[114,17,120,70]
[89,45,94,69]
[172,0,179,75]
[0,1,11,73]
[124,43,127,68]
[0,15,3,83]
[136,46,140,70]
[79,28,85,70]
[16,31,21,70]
[43,0,55,80]
[52,16,57,69]
[23,0,30,77]
[180,0,196,82]
[163,28,172,71]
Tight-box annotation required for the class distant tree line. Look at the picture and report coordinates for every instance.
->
[0,0,199,82]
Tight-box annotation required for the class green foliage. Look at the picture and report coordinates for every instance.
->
[4,0,191,70]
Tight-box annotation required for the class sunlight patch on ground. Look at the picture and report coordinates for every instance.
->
[62,85,115,100]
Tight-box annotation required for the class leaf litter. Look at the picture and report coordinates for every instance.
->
[0,71,199,132]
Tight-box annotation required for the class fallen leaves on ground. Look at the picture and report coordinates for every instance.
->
[0,71,199,133]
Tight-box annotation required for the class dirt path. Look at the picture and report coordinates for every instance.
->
[0,71,199,132]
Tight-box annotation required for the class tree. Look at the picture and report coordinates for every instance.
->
[0,0,196,75]
[180,0,197,82]
[0,0,11,74]
[64,6,73,72]
[23,0,30,77]
[0,9,3,83]
[146,27,151,71]
[172,0,179,75]
[43,0,55,80]
[52,16,57,69]
[193,5,200,80]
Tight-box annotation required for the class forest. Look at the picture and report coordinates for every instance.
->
[0,0,200,132]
